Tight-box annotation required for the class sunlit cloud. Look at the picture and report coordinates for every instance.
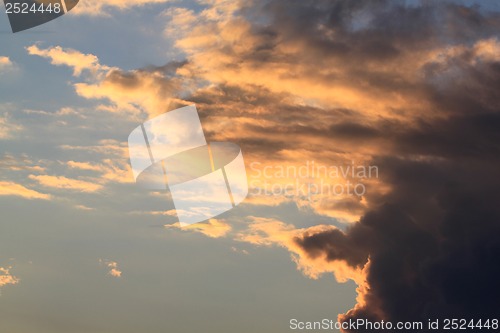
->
[0,113,23,140]
[73,0,175,16]
[59,139,128,158]
[0,154,46,172]
[24,107,86,118]
[66,159,133,184]
[28,175,103,193]
[0,181,51,200]
[19,0,500,327]
[0,56,17,73]
[231,247,249,255]
[0,266,20,294]
[165,218,232,238]
[74,68,182,117]
[26,44,186,118]
[99,259,123,278]
[74,204,94,211]
[237,217,365,280]
[235,216,370,318]
[26,45,109,76]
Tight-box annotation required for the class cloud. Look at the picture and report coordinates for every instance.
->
[28,175,103,193]
[24,107,86,118]
[75,204,94,211]
[231,247,249,255]
[235,217,371,316]
[0,113,23,140]
[0,267,20,293]
[67,161,102,172]
[293,156,500,327]
[165,1,430,119]
[27,44,186,118]
[0,181,51,200]
[74,67,183,117]
[99,260,122,278]
[0,154,46,172]
[0,56,16,73]
[25,0,500,327]
[59,139,128,158]
[73,0,174,16]
[26,45,107,76]
[162,0,500,327]
[237,217,366,281]
[165,218,232,238]
[66,159,133,184]
[163,7,197,36]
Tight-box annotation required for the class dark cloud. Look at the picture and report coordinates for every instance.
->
[102,1,500,326]
[293,151,500,329]
[225,0,500,330]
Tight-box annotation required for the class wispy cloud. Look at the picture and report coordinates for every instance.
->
[0,113,23,140]
[0,154,46,172]
[165,218,232,238]
[0,56,17,73]
[73,0,175,16]
[66,160,133,184]
[0,181,51,200]
[28,175,103,193]
[27,44,185,118]
[99,259,123,278]
[26,45,109,76]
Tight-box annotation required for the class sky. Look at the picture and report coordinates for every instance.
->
[1,1,500,332]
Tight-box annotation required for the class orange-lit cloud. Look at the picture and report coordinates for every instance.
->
[0,266,20,292]
[28,175,103,192]
[0,181,51,200]
[24,107,86,118]
[66,159,133,184]
[0,56,16,73]
[165,2,432,121]
[20,0,500,327]
[26,45,108,76]
[0,154,46,172]
[74,69,181,117]
[99,259,123,278]
[236,216,370,320]
[27,44,184,118]
[73,0,174,16]
[165,218,232,238]
[237,217,366,281]
[59,139,128,158]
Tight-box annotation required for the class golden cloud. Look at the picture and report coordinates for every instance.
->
[66,159,133,184]
[0,181,51,200]
[0,267,20,291]
[28,175,103,192]
[165,218,232,238]
[26,45,107,76]
[0,56,16,73]
[99,259,123,278]
[73,0,174,16]
[236,217,370,319]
